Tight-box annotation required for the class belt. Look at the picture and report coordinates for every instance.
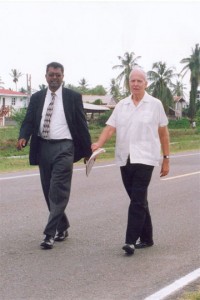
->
[38,137,69,143]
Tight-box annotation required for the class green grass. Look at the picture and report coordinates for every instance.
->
[0,125,199,172]
[178,289,200,300]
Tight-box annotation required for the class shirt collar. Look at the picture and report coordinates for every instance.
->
[124,91,150,104]
[47,85,62,97]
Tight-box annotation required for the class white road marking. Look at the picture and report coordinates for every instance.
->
[0,173,39,181]
[169,152,200,158]
[0,152,199,181]
[144,268,200,300]
[0,164,116,181]
[161,171,200,181]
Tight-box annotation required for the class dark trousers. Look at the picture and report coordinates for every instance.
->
[120,159,154,245]
[38,139,74,237]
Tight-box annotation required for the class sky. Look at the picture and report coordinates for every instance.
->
[0,0,200,100]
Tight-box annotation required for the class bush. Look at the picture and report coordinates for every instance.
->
[168,118,190,129]
[93,111,112,127]
[12,108,27,128]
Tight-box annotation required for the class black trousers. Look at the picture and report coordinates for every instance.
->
[38,139,74,237]
[120,159,154,245]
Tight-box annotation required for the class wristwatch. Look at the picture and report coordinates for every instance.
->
[163,155,170,159]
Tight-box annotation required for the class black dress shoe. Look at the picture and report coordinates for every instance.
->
[40,234,54,249]
[122,244,135,255]
[54,230,68,242]
[135,241,154,249]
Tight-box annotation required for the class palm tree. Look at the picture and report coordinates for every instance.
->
[19,87,27,93]
[10,69,23,91]
[147,61,175,113]
[109,78,122,102]
[170,73,187,98]
[180,43,200,121]
[112,51,141,96]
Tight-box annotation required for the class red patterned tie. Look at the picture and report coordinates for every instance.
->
[42,92,56,139]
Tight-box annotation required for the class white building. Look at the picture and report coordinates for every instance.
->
[0,89,28,126]
[0,89,28,116]
[173,96,188,119]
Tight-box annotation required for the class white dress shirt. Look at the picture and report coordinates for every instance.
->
[39,86,72,140]
[106,92,168,167]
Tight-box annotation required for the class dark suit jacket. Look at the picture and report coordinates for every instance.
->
[19,87,92,165]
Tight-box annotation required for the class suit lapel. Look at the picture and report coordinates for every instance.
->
[62,88,72,126]
[36,89,47,127]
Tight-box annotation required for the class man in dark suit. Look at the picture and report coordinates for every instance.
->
[17,62,92,249]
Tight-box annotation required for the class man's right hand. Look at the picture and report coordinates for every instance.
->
[16,139,27,150]
[91,143,100,152]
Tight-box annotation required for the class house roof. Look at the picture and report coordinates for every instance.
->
[0,88,27,97]
[82,94,115,105]
[83,103,110,113]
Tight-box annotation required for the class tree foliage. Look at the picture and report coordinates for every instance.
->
[109,78,122,102]
[112,51,141,96]
[180,43,200,121]
[147,62,175,113]
[12,108,27,127]
[10,69,23,91]
[0,76,4,87]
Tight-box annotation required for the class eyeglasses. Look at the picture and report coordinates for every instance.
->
[47,73,63,78]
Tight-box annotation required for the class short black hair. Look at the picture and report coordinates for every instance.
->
[46,62,64,73]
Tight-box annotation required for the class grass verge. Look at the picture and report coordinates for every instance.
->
[0,126,199,173]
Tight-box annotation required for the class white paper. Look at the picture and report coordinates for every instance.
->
[86,148,106,176]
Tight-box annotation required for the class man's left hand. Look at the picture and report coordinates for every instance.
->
[160,159,169,177]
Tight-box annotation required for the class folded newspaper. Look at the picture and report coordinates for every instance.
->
[86,148,106,176]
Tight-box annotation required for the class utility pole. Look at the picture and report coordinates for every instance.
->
[26,74,31,107]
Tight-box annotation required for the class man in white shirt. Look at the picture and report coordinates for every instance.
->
[92,67,170,255]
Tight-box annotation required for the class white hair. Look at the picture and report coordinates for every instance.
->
[129,67,147,81]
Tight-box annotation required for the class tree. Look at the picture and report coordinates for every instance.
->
[147,61,175,113]
[180,43,200,121]
[78,78,88,94]
[88,85,107,95]
[10,69,23,91]
[39,84,47,90]
[64,83,80,93]
[109,78,122,102]
[112,51,141,96]
[19,87,27,93]
[171,73,187,98]
[12,108,27,127]
[0,76,4,87]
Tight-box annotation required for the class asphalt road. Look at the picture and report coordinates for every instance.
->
[0,151,200,300]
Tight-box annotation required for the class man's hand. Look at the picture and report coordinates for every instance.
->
[160,159,169,177]
[91,142,100,152]
[16,139,27,150]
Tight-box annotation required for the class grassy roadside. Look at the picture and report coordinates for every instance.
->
[179,291,200,300]
[0,125,200,173]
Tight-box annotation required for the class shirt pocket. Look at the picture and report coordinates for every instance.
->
[142,112,154,124]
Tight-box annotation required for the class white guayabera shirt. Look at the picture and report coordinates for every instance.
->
[106,92,168,167]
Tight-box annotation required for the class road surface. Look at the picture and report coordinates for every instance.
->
[0,151,199,300]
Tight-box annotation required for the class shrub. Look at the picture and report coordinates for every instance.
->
[93,111,112,127]
[168,118,190,129]
[12,108,27,127]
